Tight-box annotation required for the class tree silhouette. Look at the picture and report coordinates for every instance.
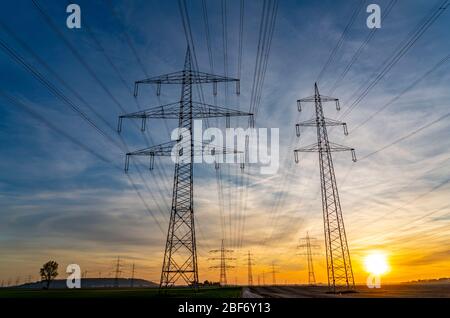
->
[40,260,58,289]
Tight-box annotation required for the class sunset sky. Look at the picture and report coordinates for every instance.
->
[0,0,449,285]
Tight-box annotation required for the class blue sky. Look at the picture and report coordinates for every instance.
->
[0,0,449,284]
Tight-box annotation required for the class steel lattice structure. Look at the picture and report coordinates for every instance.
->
[247,251,254,286]
[119,48,252,288]
[294,83,356,292]
[209,239,235,286]
[298,232,319,285]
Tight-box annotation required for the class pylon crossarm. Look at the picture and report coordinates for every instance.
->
[296,118,345,126]
[125,139,238,156]
[135,70,238,85]
[135,71,185,85]
[294,142,354,153]
[328,142,355,154]
[120,102,180,119]
[200,142,243,157]
[209,250,235,253]
[191,70,239,83]
[134,71,240,97]
[295,118,348,137]
[297,96,340,112]
[294,142,321,153]
[294,142,356,163]
[118,102,180,132]
[323,117,346,126]
[297,95,338,102]
[124,140,243,171]
[127,140,178,157]
[118,103,253,133]
[191,102,252,119]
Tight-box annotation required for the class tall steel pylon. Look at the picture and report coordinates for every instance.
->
[113,256,123,288]
[209,239,235,286]
[130,263,135,288]
[294,83,356,292]
[247,251,254,286]
[298,232,319,285]
[270,262,279,285]
[119,48,252,288]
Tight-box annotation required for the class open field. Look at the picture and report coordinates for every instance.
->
[0,287,242,299]
[244,283,450,298]
[1,283,448,298]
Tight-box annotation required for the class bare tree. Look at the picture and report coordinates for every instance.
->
[40,260,58,289]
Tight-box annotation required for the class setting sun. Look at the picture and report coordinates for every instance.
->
[364,252,390,275]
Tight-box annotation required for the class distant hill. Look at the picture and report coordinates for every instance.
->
[13,278,158,289]
[405,278,450,284]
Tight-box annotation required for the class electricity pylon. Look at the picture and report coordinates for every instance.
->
[119,47,252,289]
[130,263,135,288]
[247,251,254,286]
[293,83,356,292]
[114,256,123,288]
[298,232,320,285]
[270,262,279,285]
[209,239,235,286]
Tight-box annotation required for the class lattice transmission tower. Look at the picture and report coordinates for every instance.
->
[298,232,320,285]
[247,251,254,286]
[119,48,252,288]
[130,263,135,288]
[270,262,279,285]
[113,256,123,288]
[293,83,356,292]
[209,239,235,286]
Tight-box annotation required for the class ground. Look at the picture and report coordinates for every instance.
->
[243,284,450,298]
[1,283,448,298]
[0,287,242,298]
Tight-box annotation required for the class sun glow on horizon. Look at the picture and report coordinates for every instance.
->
[364,252,390,276]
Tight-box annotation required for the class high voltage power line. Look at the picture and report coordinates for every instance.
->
[2,0,449,290]
[327,0,398,95]
[0,37,171,232]
[0,3,208,242]
[316,0,365,84]
[260,0,363,249]
[103,0,150,78]
[82,22,173,199]
[209,240,235,286]
[120,47,251,288]
[339,0,449,121]
[240,0,278,250]
[294,83,357,292]
[29,0,177,216]
[351,53,450,134]
[359,113,450,161]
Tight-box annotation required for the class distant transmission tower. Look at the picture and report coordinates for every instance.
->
[247,251,254,286]
[130,263,135,288]
[114,256,123,288]
[209,239,235,286]
[298,232,320,285]
[270,262,279,286]
[294,83,356,292]
[119,48,252,288]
